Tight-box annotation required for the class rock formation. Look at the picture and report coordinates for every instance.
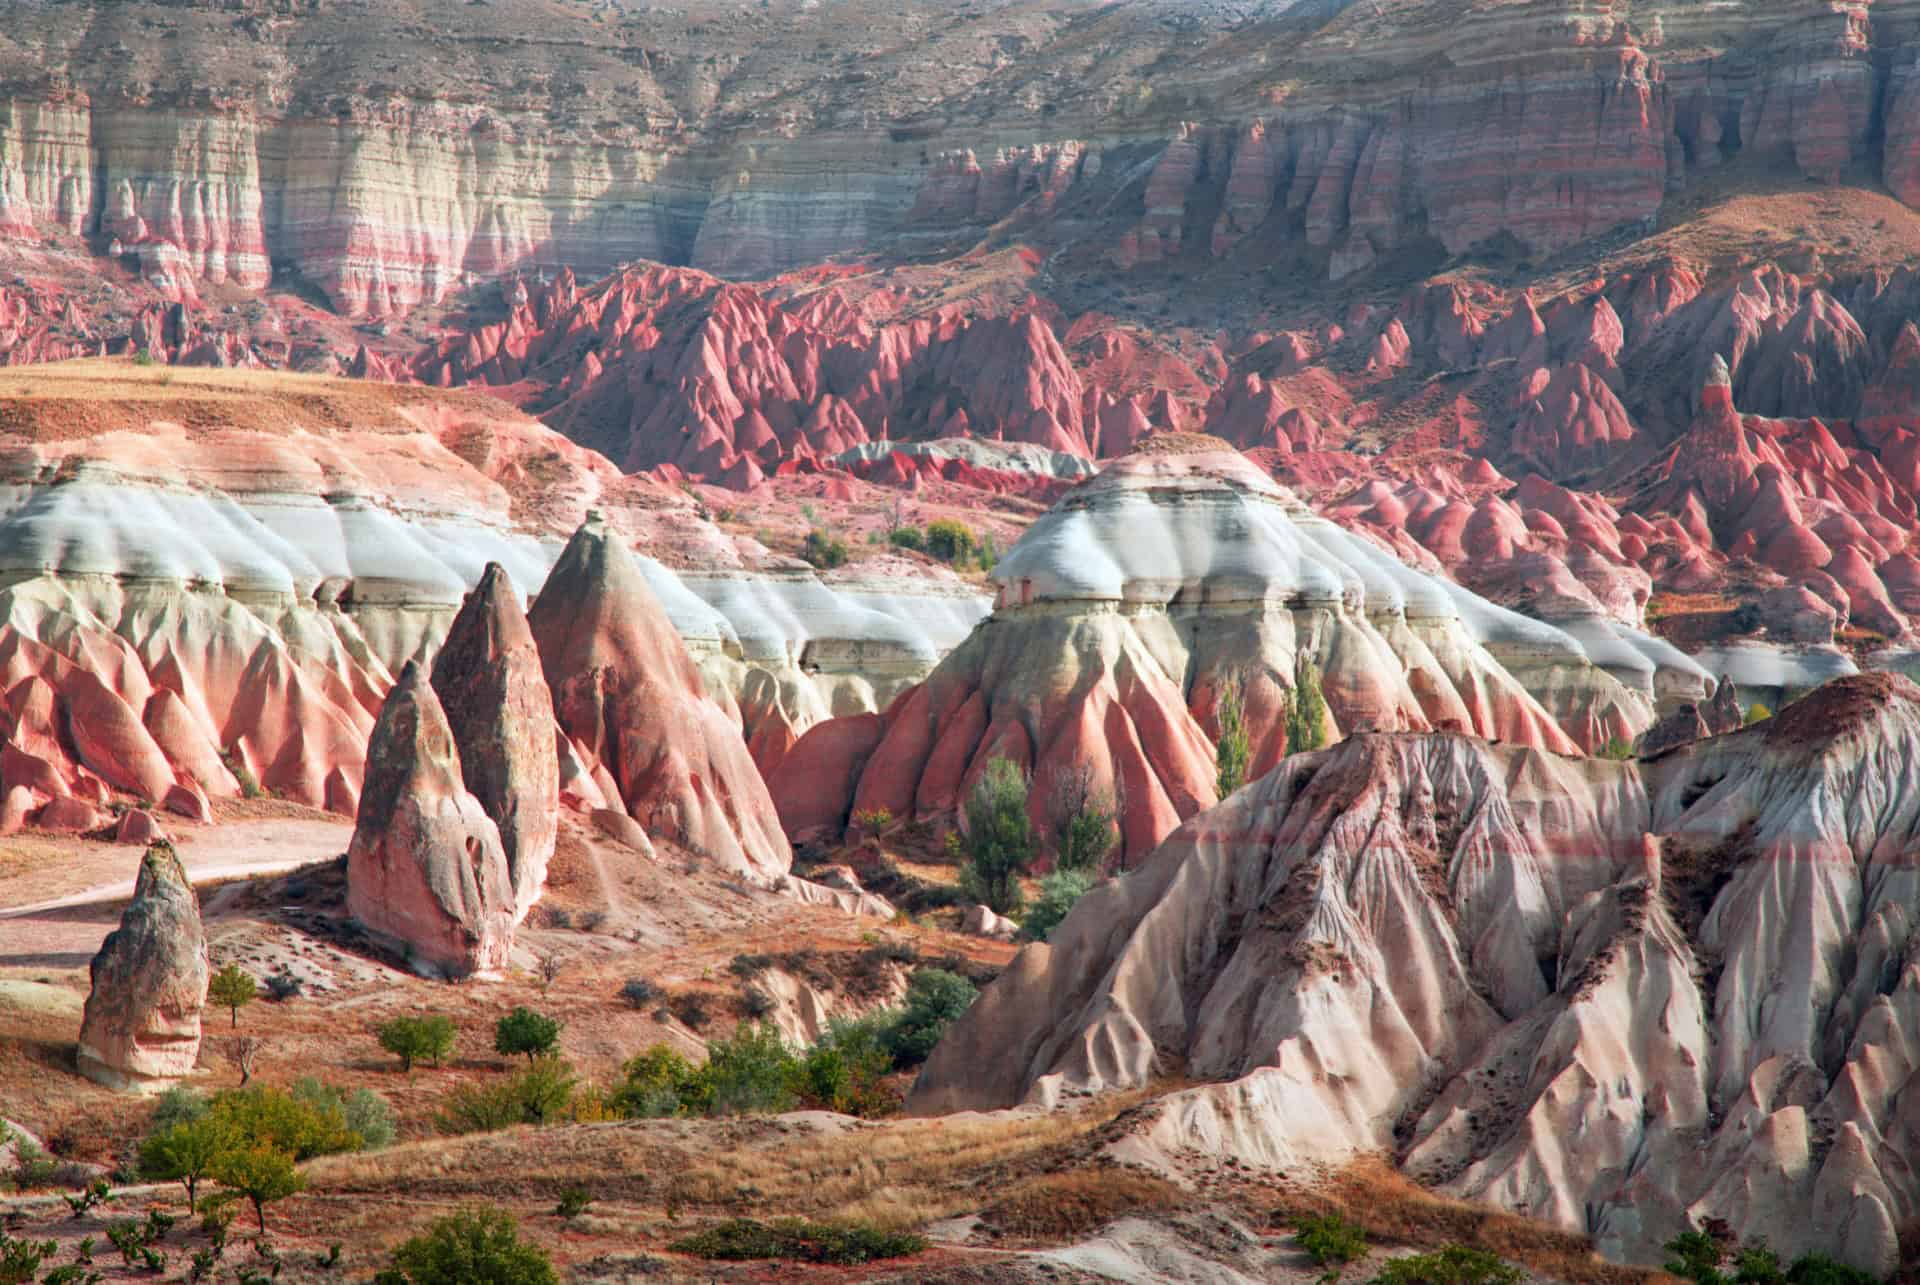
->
[773,448,1676,861]
[527,513,790,880]
[430,562,559,920]
[911,673,1920,1274]
[345,661,514,978]
[76,841,209,1092]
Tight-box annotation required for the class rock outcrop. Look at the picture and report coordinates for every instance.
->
[345,662,514,978]
[76,841,209,1092]
[429,562,559,920]
[773,449,1673,861]
[911,673,1920,1274]
[527,513,790,880]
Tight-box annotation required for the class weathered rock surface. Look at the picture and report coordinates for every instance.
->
[911,673,1920,1273]
[345,661,514,978]
[528,513,790,880]
[774,449,1681,861]
[76,841,209,1092]
[430,562,558,920]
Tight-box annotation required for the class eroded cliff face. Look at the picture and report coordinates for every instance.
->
[2,0,1919,317]
[909,672,1920,1274]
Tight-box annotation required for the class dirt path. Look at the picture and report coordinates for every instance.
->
[0,818,350,973]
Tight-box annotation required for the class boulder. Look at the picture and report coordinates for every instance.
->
[345,661,514,979]
[962,903,1020,939]
[430,561,560,920]
[115,809,164,845]
[528,513,789,880]
[77,841,209,1092]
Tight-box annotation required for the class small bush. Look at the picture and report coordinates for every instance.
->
[1215,672,1251,797]
[802,529,849,569]
[1021,869,1096,942]
[263,970,302,1001]
[1599,736,1636,761]
[924,519,977,566]
[795,1015,897,1116]
[1371,1244,1521,1285]
[0,1231,54,1284]
[958,758,1033,915]
[1665,1230,1727,1285]
[1785,1253,1876,1285]
[703,1021,799,1116]
[1296,1212,1368,1269]
[220,748,264,800]
[292,1078,395,1150]
[620,977,659,1009]
[611,1045,706,1119]
[382,1208,556,1285]
[738,986,776,1019]
[670,1217,925,1265]
[205,1084,359,1160]
[554,1188,593,1220]
[887,526,925,553]
[436,1057,578,1134]
[494,1008,562,1062]
[668,992,712,1030]
[881,968,977,1067]
[851,806,893,832]
[1746,701,1772,725]
[132,347,157,367]
[378,1014,456,1071]
[149,1085,209,1133]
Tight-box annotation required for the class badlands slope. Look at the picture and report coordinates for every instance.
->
[0,360,984,830]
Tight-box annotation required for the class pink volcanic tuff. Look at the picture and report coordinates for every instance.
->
[345,661,515,979]
[526,512,790,880]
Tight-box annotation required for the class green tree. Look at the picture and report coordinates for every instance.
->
[702,1022,800,1116]
[1287,657,1329,755]
[382,1208,556,1285]
[1020,869,1096,942]
[958,758,1034,916]
[292,1078,395,1150]
[796,1016,895,1116]
[378,1014,456,1071]
[436,1057,579,1134]
[138,1116,231,1212]
[610,1045,706,1119]
[1046,763,1117,873]
[924,519,977,565]
[205,1084,357,1160]
[210,1144,304,1233]
[207,965,257,1029]
[1665,1230,1729,1285]
[493,1008,561,1063]
[1215,672,1251,798]
[881,968,978,1067]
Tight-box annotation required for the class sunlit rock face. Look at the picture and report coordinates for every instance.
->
[77,841,210,1093]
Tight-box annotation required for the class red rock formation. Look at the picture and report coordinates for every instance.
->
[345,662,514,979]
[430,562,559,922]
[526,513,789,879]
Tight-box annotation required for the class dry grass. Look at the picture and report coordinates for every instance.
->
[1269,1158,1675,1285]
[0,355,517,441]
[981,1166,1187,1239]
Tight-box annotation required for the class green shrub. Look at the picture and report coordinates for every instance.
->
[149,1085,210,1133]
[1047,764,1117,873]
[795,1015,896,1116]
[881,968,977,1067]
[802,529,849,569]
[1370,1244,1521,1285]
[669,1217,925,1265]
[378,1014,456,1071]
[1215,672,1251,797]
[977,531,1000,571]
[1746,701,1772,725]
[0,1231,54,1285]
[205,1084,358,1160]
[1665,1230,1728,1285]
[611,1044,706,1119]
[887,526,925,553]
[703,1022,800,1116]
[554,1188,593,1220]
[292,1078,395,1150]
[924,519,977,565]
[132,348,156,367]
[381,1209,556,1285]
[494,1008,562,1062]
[1286,657,1329,756]
[1785,1254,1876,1285]
[1599,736,1636,761]
[620,976,659,1009]
[436,1057,578,1134]
[958,758,1033,915]
[1734,1244,1784,1285]
[1021,869,1096,942]
[208,964,258,1028]
[1295,1212,1367,1270]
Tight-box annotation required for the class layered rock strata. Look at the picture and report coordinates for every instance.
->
[772,449,1681,860]
[910,672,1920,1274]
